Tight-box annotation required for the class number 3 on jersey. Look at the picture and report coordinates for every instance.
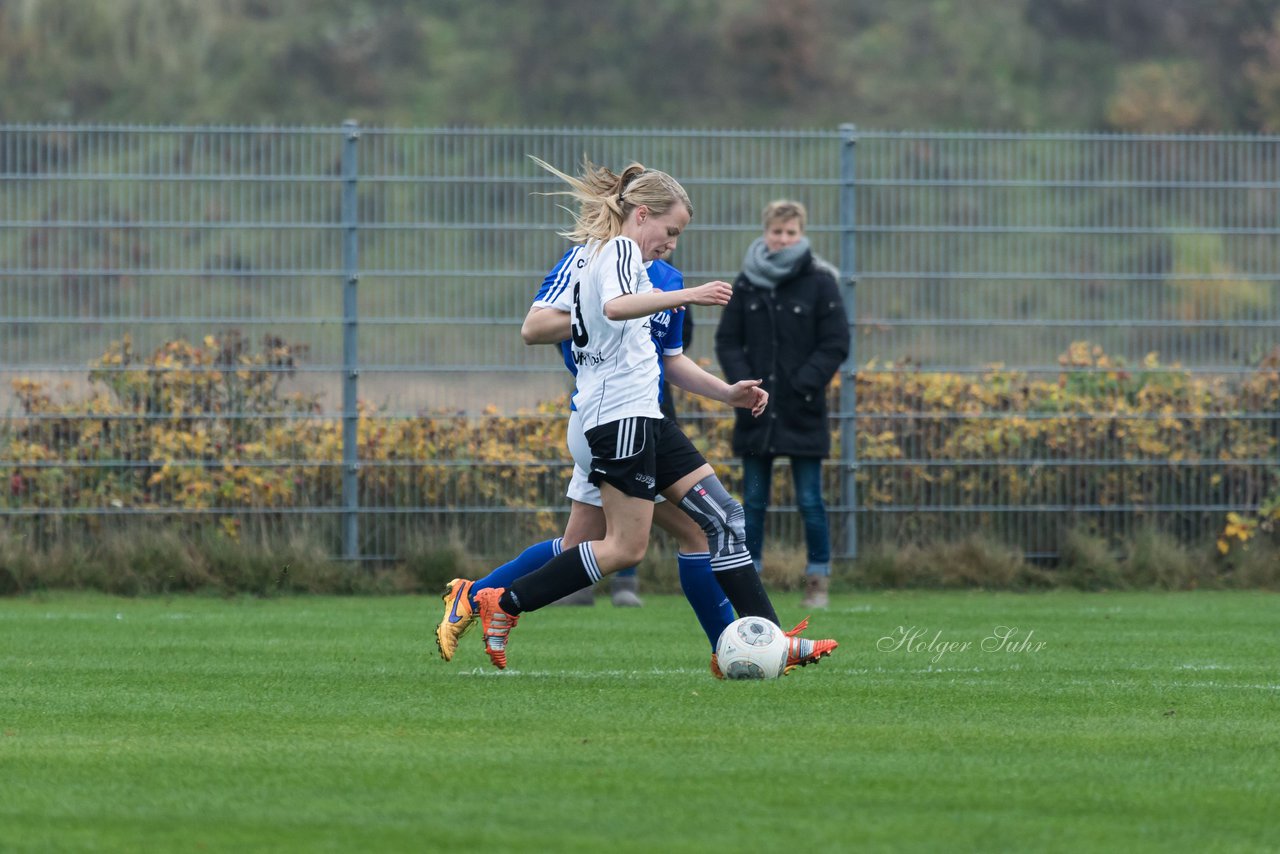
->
[571,279,590,347]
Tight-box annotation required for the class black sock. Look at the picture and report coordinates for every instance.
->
[713,564,780,626]
[503,543,600,614]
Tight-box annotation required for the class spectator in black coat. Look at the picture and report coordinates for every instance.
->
[715,200,849,608]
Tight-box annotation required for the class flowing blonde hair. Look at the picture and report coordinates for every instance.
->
[530,155,692,245]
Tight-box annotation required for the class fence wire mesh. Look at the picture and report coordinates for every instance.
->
[2,124,1277,562]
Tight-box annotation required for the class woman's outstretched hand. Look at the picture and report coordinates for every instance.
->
[683,280,734,308]
[725,379,768,417]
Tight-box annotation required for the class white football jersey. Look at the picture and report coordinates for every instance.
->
[570,236,663,429]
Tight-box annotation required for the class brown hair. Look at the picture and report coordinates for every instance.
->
[531,155,692,245]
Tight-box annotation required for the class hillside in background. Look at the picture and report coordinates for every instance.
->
[3,0,1280,132]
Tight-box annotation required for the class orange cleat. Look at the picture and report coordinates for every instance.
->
[709,653,725,680]
[783,616,838,674]
[475,587,520,670]
[435,578,476,662]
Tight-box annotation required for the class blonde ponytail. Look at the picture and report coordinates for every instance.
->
[531,155,692,245]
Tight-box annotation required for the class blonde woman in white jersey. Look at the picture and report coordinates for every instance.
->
[473,157,838,674]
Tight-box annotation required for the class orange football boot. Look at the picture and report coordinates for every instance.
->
[784,616,838,674]
[476,587,520,670]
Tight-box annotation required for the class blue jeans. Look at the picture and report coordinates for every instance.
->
[741,454,831,576]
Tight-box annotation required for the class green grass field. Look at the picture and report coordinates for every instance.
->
[2,590,1278,853]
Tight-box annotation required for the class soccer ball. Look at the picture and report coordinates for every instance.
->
[715,616,789,680]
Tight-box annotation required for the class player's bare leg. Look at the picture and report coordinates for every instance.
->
[551,500,607,606]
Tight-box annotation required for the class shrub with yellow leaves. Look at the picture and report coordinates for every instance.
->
[4,337,1278,562]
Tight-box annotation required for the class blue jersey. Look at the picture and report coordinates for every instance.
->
[532,248,685,406]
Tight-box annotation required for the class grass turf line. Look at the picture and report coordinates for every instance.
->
[1,591,1278,853]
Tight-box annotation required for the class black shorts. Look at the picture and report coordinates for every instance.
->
[585,416,706,501]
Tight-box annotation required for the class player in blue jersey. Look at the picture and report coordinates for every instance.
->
[435,248,737,675]
[453,156,838,673]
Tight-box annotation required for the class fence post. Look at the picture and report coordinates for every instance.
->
[341,120,361,560]
[838,123,858,560]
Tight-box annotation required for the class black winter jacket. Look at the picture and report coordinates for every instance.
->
[714,253,849,458]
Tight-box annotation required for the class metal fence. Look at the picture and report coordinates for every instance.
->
[2,124,1278,562]
[854,131,1280,558]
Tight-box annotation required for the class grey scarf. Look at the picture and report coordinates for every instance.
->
[741,236,811,290]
